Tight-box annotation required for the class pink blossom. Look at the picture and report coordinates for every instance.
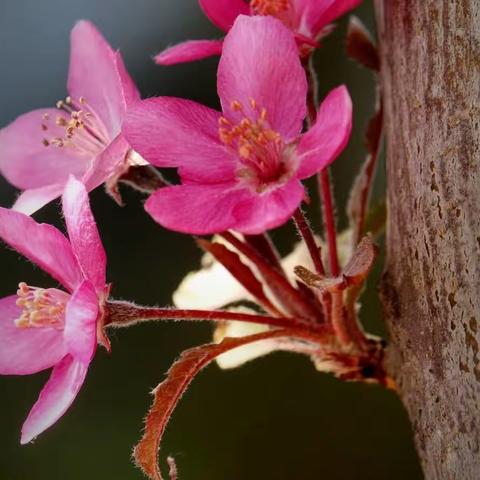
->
[155,0,361,65]
[0,177,109,444]
[0,21,140,215]
[124,15,352,235]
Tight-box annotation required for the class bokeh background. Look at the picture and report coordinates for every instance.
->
[0,1,423,479]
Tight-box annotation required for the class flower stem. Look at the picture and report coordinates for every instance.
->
[318,170,340,276]
[292,208,325,275]
[303,55,340,277]
[105,300,320,332]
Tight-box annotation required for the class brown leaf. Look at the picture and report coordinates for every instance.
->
[133,328,308,480]
[346,16,379,71]
[197,239,281,316]
[342,235,378,285]
[294,266,345,293]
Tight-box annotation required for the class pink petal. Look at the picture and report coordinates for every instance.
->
[123,97,236,183]
[155,40,223,65]
[296,85,352,179]
[199,0,249,31]
[0,296,66,375]
[0,208,83,292]
[145,183,246,234]
[114,52,140,107]
[64,280,99,364]
[68,21,126,136]
[233,179,305,234]
[12,183,66,216]
[62,177,106,291]
[0,109,90,190]
[21,355,88,444]
[218,15,307,141]
[297,0,362,37]
[82,135,130,192]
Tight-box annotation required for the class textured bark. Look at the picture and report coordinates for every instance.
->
[374,2,480,479]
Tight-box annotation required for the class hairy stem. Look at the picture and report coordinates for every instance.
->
[106,300,321,332]
[304,55,340,277]
[292,208,325,275]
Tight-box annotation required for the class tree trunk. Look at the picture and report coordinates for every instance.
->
[374,1,480,479]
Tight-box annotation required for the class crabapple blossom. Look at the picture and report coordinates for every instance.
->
[0,177,109,443]
[155,0,362,65]
[124,15,352,235]
[0,21,141,215]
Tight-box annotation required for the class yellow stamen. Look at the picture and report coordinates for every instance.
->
[15,282,69,330]
[250,0,290,16]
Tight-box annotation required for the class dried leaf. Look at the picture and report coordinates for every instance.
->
[343,235,378,285]
[294,266,345,293]
[197,239,281,316]
[346,16,379,71]
[134,329,303,480]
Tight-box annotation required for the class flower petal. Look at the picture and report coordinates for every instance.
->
[64,280,98,364]
[0,109,89,190]
[214,319,276,369]
[145,183,246,234]
[155,40,223,65]
[20,355,88,444]
[62,178,106,291]
[218,15,307,140]
[173,256,249,310]
[199,0,249,31]
[296,0,362,38]
[0,207,83,291]
[296,86,352,179]
[0,296,66,375]
[114,52,140,107]
[123,97,236,183]
[68,21,127,136]
[82,135,130,192]
[12,183,66,216]
[232,179,305,234]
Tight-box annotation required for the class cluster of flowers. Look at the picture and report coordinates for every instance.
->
[0,1,387,478]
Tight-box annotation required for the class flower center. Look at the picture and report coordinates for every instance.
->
[250,0,290,16]
[219,100,293,192]
[41,96,109,156]
[15,282,69,330]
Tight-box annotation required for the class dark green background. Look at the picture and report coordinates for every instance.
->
[0,1,423,478]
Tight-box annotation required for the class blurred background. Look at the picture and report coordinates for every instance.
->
[0,1,423,478]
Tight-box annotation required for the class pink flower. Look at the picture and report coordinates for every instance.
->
[0,21,140,215]
[124,15,352,235]
[155,0,361,65]
[0,177,108,444]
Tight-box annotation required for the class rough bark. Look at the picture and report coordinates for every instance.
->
[374,2,480,479]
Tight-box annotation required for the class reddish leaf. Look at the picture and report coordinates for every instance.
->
[133,328,322,480]
[347,103,384,247]
[243,233,284,274]
[197,239,281,316]
[346,16,379,71]
[343,235,378,285]
[221,232,321,322]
